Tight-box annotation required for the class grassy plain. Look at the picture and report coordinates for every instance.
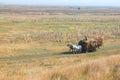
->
[0,6,120,80]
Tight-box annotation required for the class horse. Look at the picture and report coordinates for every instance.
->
[67,43,82,54]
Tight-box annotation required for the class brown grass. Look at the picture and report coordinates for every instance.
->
[0,50,119,80]
[0,6,120,80]
[41,53,120,80]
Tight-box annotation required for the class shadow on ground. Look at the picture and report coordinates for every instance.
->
[60,51,85,55]
[60,51,73,54]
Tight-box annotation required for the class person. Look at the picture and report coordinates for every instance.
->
[78,36,88,53]
[78,36,87,45]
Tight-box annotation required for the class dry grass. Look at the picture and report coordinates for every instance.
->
[0,6,120,80]
[39,53,120,80]
[0,50,119,80]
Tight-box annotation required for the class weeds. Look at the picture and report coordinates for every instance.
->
[0,6,120,80]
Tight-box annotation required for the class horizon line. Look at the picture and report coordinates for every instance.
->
[1,4,120,8]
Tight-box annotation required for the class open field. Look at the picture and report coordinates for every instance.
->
[0,6,120,80]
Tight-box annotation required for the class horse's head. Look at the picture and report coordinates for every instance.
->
[67,43,73,49]
[67,43,72,46]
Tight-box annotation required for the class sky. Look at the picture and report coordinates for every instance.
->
[0,0,120,6]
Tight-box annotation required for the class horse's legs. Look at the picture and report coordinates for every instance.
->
[79,49,81,53]
[75,50,77,54]
[75,51,77,54]
[71,48,75,54]
[74,49,76,54]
